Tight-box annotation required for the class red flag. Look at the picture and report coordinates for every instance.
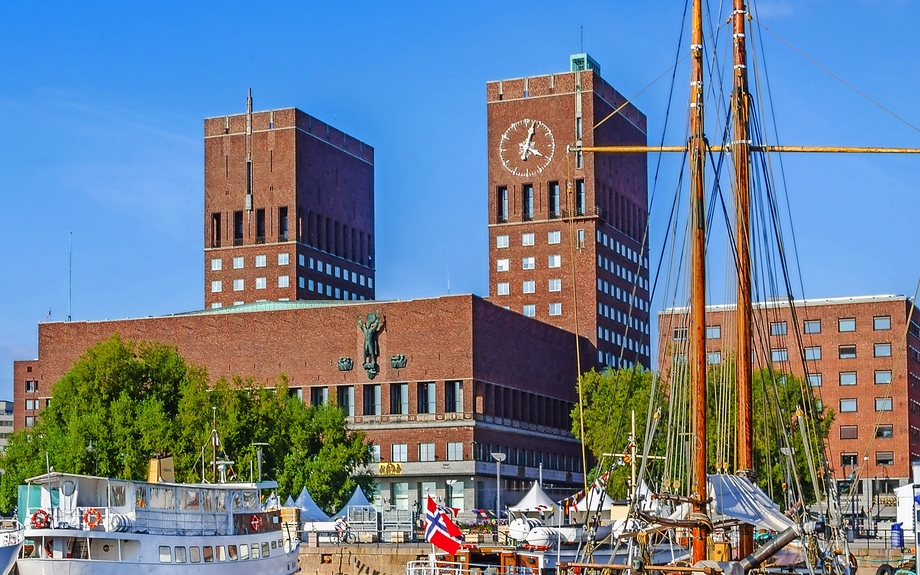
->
[425,496,462,554]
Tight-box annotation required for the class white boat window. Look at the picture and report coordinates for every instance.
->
[62,480,76,497]
[203,546,214,562]
[149,486,176,510]
[215,491,227,512]
[201,489,214,512]
[261,542,270,556]
[175,546,187,563]
[159,546,172,563]
[216,545,226,561]
[242,490,258,510]
[189,546,201,563]
[135,486,147,508]
[228,544,238,561]
[231,491,242,510]
[179,488,200,511]
[271,540,277,549]
[109,484,126,507]
[251,543,260,559]
[239,543,250,560]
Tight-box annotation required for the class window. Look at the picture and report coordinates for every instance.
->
[496,282,509,296]
[255,278,267,290]
[496,235,509,248]
[876,425,894,439]
[233,279,244,291]
[807,374,822,387]
[392,444,408,463]
[497,186,508,222]
[548,278,561,292]
[577,229,585,248]
[393,482,409,511]
[25,380,37,392]
[238,545,248,560]
[418,443,435,462]
[211,280,222,293]
[549,182,560,217]
[255,255,267,267]
[211,258,222,271]
[298,276,305,289]
[839,345,857,359]
[522,233,534,246]
[875,370,892,384]
[549,302,562,316]
[839,399,857,413]
[447,442,463,461]
[299,254,305,266]
[839,425,858,440]
[874,316,891,330]
[417,382,436,414]
[390,383,408,415]
[363,384,381,416]
[874,343,892,357]
[25,416,35,427]
[159,546,172,563]
[522,257,535,270]
[278,206,289,241]
[523,304,536,317]
[838,318,856,332]
[310,387,328,407]
[875,397,893,411]
[771,348,788,362]
[233,256,244,269]
[371,445,380,462]
[804,319,821,334]
[203,546,214,562]
[839,372,857,386]
[496,259,509,272]
[707,352,721,365]
[805,347,821,360]
[548,231,561,244]
[673,327,688,341]
[449,480,464,511]
[445,381,463,412]
[876,451,895,466]
[522,184,534,220]
[175,547,187,563]
[278,275,289,288]
[841,453,858,467]
[548,255,561,268]
[706,326,721,339]
[278,253,289,265]
[770,322,787,336]
[575,179,586,215]
[233,211,243,245]
[522,281,535,294]
[250,543,260,559]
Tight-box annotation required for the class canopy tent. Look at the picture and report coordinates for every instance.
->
[333,485,375,516]
[295,486,331,522]
[708,474,794,532]
[510,482,556,512]
[284,495,295,508]
[571,481,615,512]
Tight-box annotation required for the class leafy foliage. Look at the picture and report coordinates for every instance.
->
[0,334,374,513]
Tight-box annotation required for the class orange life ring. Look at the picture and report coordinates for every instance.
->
[84,508,102,528]
[31,510,50,529]
[250,514,263,531]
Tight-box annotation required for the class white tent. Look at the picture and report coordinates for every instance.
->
[572,481,615,512]
[295,486,331,522]
[510,482,556,512]
[333,485,375,516]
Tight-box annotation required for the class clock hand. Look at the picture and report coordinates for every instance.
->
[520,122,537,161]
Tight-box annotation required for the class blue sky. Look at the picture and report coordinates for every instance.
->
[2,1,919,398]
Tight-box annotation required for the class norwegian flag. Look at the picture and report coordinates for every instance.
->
[425,495,462,554]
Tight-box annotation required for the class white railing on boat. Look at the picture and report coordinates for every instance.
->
[407,560,537,575]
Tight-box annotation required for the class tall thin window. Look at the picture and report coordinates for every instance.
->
[363,385,381,416]
[575,180,586,215]
[445,381,463,413]
[417,382,436,414]
[337,386,354,417]
[211,213,222,248]
[279,207,289,241]
[497,186,508,222]
[390,383,408,415]
[523,184,534,220]
[233,211,243,246]
[549,182,560,217]
[255,209,265,244]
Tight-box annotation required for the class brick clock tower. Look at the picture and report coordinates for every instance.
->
[204,92,376,309]
[487,55,652,368]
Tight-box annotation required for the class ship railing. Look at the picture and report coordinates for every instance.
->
[407,561,537,575]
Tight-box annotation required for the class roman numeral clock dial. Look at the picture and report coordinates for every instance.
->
[499,119,555,177]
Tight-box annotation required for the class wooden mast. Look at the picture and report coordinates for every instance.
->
[689,0,710,564]
[732,0,755,558]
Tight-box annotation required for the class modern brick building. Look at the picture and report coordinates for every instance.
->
[16,296,588,515]
[658,294,919,520]
[486,54,652,369]
[204,93,375,309]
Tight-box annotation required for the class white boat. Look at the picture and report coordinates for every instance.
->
[0,520,24,575]
[16,472,300,575]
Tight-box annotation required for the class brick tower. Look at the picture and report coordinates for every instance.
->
[486,55,651,368]
[204,92,376,309]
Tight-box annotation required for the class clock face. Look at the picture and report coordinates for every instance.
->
[499,119,555,177]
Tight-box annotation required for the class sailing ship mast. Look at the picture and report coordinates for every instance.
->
[731,0,755,559]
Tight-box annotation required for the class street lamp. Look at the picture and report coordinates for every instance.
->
[491,452,506,540]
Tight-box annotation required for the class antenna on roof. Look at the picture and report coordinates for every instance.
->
[580,25,583,52]
[68,230,73,322]
[447,267,451,295]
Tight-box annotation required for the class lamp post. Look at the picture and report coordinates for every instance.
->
[491,452,506,541]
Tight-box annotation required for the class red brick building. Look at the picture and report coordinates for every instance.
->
[658,294,919,518]
[204,93,375,309]
[486,54,652,369]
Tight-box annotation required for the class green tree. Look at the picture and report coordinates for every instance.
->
[0,334,374,514]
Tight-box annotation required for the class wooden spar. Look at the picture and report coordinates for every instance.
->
[688,0,710,564]
[732,0,755,558]
[573,145,920,153]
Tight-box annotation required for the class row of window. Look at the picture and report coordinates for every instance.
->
[839,424,893,440]
[211,253,289,271]
[599,352,643,369]
[597,327,649,356]
[379,441,465,463]
[496,255,562,272]
[159,539,281,563]
[495,180,585,222]
[841,451,894,467]
[596,230,648,269]
[838,397,893,412]
[517,303,563,318]
[598,279,650,313]
[496,231,562,248]
[599,303,651,335]
[683,316,894,342]
[384,481,465,512]
[301,255,373,289]
[210,207,289,248]
[303,278,367,301]
[597,254,649,291]
[211,277,290,293]
[771,343,892,362]
[807,370,892,387]
[496,278,562,296]
[473,443,583,473]
[306,382,463,417]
